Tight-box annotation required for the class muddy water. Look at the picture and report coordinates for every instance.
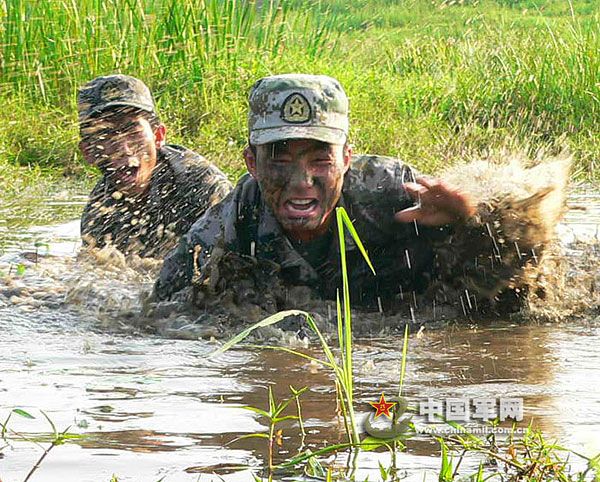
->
[0,189,599,481]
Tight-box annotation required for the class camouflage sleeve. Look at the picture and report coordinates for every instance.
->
[152,185,239,300]
[153,233,195,300]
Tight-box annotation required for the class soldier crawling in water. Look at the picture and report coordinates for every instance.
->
[78,75,233,258]
[151,74,568,324]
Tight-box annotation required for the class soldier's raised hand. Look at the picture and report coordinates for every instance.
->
[394,177,475,226]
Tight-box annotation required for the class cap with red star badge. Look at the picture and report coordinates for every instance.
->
[247,74,349,146]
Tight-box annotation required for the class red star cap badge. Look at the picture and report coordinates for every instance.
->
[369,393,396,419]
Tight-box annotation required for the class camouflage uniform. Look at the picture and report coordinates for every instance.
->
[78,74,232,258]
[154,153,449,307]
[81,144,232,258]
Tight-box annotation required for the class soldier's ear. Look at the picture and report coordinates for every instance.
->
[342,143,352,173]
[244,145,258,179]
[154,124,166,149]
[79,139,96,166]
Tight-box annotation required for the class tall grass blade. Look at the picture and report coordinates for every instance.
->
[398,324,409,398]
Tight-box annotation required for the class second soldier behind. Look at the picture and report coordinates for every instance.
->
[78,74,233,258]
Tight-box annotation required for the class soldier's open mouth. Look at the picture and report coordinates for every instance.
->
[284,198,319,217]
[127,156,141,167]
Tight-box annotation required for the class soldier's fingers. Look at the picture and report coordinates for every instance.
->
[403,182,428,200]
[414,176,441,190]
[394,206,423,223]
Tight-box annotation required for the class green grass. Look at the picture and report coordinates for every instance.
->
[0,0,598,213]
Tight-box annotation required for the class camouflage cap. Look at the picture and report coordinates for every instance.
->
[77,74,155,123]
[248,74,349,145]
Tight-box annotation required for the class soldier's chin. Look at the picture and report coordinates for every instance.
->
[111,173,143,195]
[278,212,326,241]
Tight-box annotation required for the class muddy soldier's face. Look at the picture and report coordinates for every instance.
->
[79,113,164,196]
[246,139,351,242]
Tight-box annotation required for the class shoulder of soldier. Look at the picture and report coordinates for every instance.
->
[82,177,117,214]
[161,143,202,166]
[342,154,420,237]
[345,154,418,196]
[184,173,258,247]
[81,177,117,241]
[87,177,109,198]
[158,144,233,200]
[160,144,226,178]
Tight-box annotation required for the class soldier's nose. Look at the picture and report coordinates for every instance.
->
[121,140,135,156]
[290,168,314,189]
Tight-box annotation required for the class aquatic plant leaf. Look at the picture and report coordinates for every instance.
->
[474,462,484,482]
[40,410,57,439]
[272,415,298,424]
[12,409,35,419]
[305,452,326,477]
[273,398,296,418]
[378,461,389,480]
[336,289,343,354]
[234,433,270,441]
[438,437,453,481]
[277,443,352,468]
[184,463,252,474]
[443,419,483,444]
[360,436,396,451]
[289,386,308,397]
[335,207,358,443]
[226,433,270,447]
[588,453,600,481]
[211,309,310,355]
[268,386,276,415]
[242,406,270,418]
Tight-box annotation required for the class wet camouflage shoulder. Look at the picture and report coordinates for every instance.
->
[160,144,232,207]
[343,154,421,238]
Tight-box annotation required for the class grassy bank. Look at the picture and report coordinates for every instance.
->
[0,0,598,199]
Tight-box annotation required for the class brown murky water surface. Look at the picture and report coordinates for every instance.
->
[0,188,599,481]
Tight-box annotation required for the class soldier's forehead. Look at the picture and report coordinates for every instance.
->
[83,114,145,130]
[263,139,334,153]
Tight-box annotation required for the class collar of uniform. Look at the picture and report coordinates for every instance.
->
[147,147,171,200]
